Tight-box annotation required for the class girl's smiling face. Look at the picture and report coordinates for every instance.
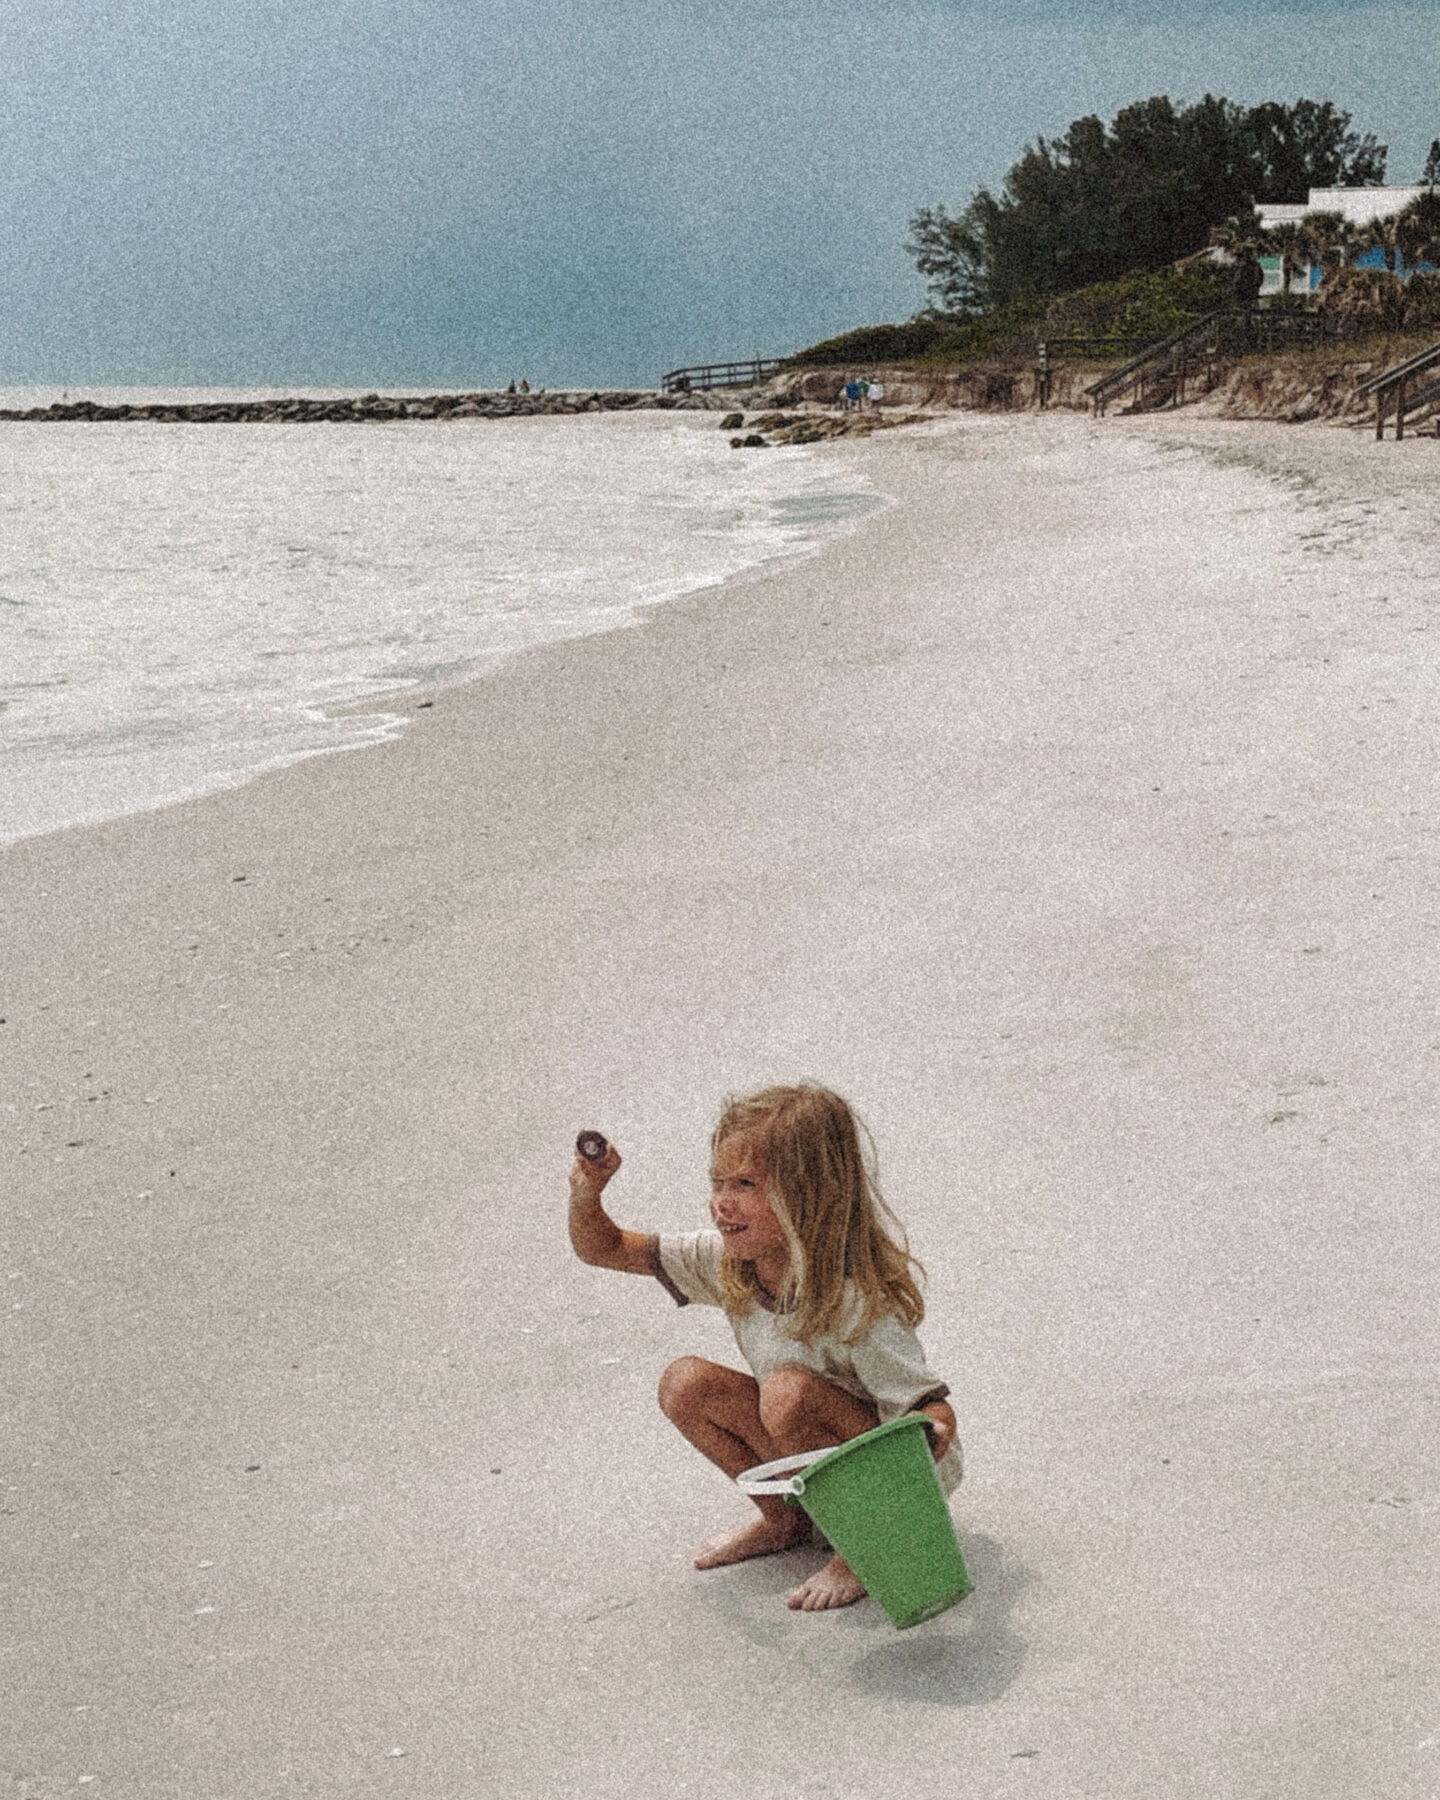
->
[710,1136,789,1269]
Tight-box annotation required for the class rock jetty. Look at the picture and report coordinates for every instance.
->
[0,390,733,424]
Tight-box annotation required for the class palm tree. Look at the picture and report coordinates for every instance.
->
[1211,209,1266,256]
[1261,221,1310,296]
[1393,191,1440,273]
[1356,210,1404,275]
[1298,210,1354,288]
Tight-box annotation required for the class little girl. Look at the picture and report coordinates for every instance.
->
[567,1084,961,1613]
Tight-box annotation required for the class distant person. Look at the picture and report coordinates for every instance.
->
[869,380,885,408]
[566,1085,961,1614]
[1232,247,1264,316]
[857,375,871,409]
[507,379,517,394]
[843,378,860,411]
[520,378,531,394]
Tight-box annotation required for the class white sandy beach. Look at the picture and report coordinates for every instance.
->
[5,409,1440,1799]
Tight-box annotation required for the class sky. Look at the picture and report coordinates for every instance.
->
[2,0,1438,388]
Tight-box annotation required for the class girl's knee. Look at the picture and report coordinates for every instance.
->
[757,1364,829,1438]
[657,1355,713,1421]
[759,1364,878,1444]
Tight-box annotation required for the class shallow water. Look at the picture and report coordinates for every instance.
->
[0,406,882,846]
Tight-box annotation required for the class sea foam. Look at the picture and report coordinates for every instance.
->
[0,406,882,846]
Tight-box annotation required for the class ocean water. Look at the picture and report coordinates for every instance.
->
[0,403,884,847]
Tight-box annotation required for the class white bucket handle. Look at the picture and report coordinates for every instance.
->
[736,1415,937,1496]
[736,1447,832,1497]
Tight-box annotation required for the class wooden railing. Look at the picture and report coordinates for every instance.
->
[1075,309,1341,414]
[1228,310,1334,353]
[1040,335,1153,362]
[1082,313,1228,414]
[660,357,786,394]
[1356,339,1440,439]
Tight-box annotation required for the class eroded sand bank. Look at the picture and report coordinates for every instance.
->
[5,413,1439,1799]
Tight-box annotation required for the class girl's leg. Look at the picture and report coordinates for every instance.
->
[657,1356,812,1568]
[757,1365,880,1613]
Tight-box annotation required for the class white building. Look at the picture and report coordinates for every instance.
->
[1253,186,1433,293]
[1257,184,1430,231]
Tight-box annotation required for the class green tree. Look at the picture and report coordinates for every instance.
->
[1261,220,1310,294]
[910,95,1387,312]
[904,207,989,315]
[1211,208,1266,255]
[1393,190,1440,271]
[1240,99,1386,201]
[1297,209,1354,288]
[1422,139,1440,187]
[1357,210,1404,274]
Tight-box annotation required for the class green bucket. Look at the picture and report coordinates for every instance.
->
[738,1415,971,1629]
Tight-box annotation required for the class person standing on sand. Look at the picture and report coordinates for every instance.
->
[858,375,871,410]
[567,1085,962,1613]
[843,378,860,411]
[1232,247,1264,318]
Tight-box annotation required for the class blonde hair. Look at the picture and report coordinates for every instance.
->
[712,1084,924,1344]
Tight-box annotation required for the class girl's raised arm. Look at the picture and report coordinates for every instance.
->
[567,1139,653,1275]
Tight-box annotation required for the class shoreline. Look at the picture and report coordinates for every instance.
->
[7,409,1440,1797]
[0,410,890,851]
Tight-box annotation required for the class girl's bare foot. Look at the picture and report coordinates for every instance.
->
[787,1552,866,1611]
[694,1512,811,1569]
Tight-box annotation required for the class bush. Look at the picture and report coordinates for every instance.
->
[784,298,1047,368]
[1042,266,1232,341]
[913,298,1050,362]
[783,318,960,366]
[1320,268,1440,337]
[785,265,1232,373]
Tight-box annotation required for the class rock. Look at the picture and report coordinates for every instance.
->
[798,372,845,403]
[719,412,744,430]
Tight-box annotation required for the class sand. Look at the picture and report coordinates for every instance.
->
[5,410,1439,1799]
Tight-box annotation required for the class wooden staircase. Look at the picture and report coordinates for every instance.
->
[1357,340,1440,439]
[1084,314,1227,415]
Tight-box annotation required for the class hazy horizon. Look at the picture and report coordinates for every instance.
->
[5,0,1439,389]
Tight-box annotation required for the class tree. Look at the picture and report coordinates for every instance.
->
[1262,220,1310,294]
[909,95,1388,312]
[1298,209,1355,285]
[1421,139,1440,187]
[1357,210,1404,274]
[1211,208,1266,255]
[1393,191,1440,271]
[904,206,989,315]
[1240,99,1386,202]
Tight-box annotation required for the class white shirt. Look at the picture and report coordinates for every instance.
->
[651,1228,963,1492]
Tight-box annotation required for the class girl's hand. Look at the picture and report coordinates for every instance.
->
[569,1142,621,1203]
[918,1400,957,1462]
[567,1141,651,1276]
